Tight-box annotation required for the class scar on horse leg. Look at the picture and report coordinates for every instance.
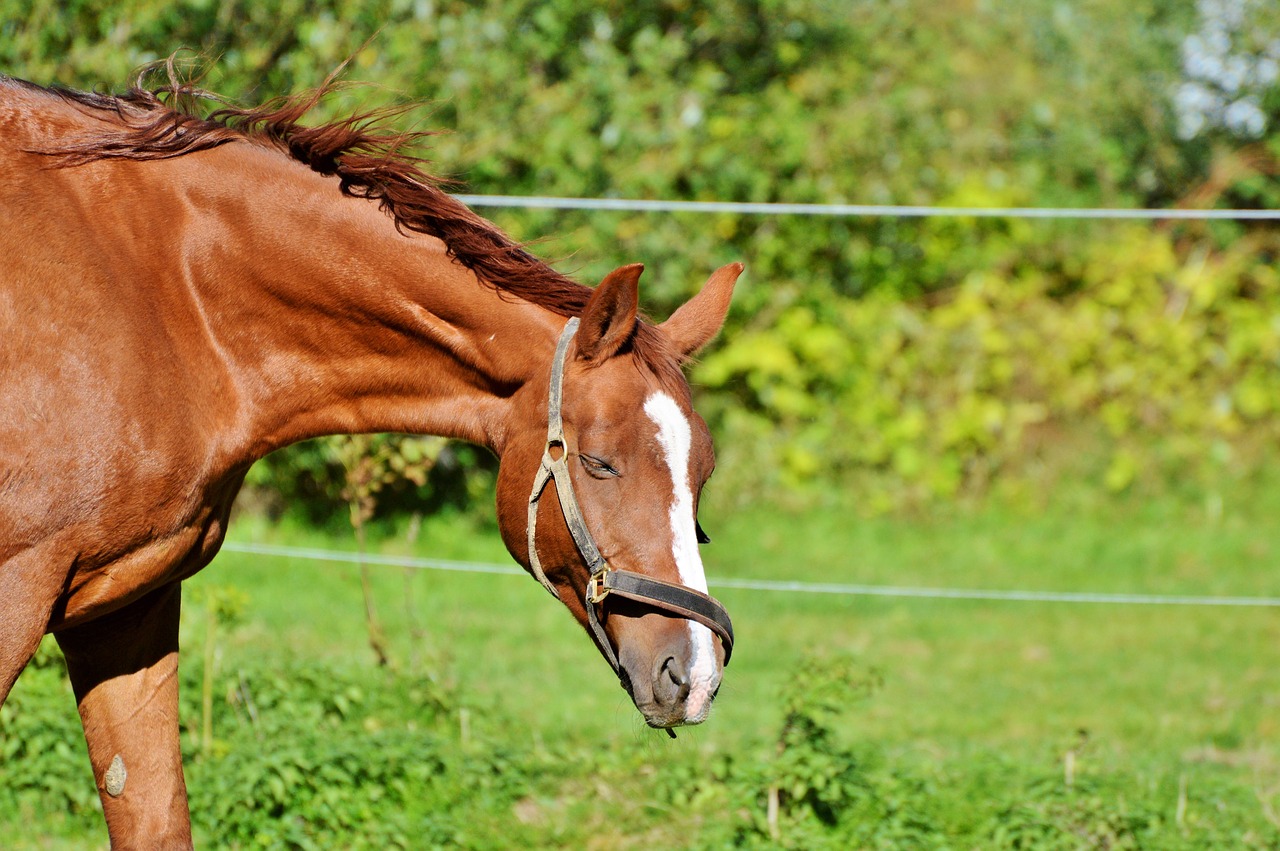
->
[55,582,193,849]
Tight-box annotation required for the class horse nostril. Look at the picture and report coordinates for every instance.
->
[664,656,686,686]
[656,656,691,706]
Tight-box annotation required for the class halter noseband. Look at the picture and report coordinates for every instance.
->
[526,318,736,682]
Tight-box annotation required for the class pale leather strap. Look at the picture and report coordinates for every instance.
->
[526,317,585,599]
[527,462,558,598]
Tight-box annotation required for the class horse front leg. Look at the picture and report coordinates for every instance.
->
[0,540,75,705]
[55,582,192,849]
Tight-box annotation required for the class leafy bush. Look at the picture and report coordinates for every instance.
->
[188,728,455,848]
[0,639,98,827]
[698,223,1280,510]
[243,437,497,531]
[5,639,1279,848]
[177,636,470,846]
[0,609,493,848]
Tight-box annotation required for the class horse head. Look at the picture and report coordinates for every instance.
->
[496,262,741,730]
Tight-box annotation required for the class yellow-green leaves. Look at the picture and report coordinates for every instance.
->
[698,225,1280,508]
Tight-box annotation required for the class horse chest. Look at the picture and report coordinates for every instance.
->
[48,468,245,630]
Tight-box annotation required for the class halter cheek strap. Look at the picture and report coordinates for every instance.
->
[526,318,735,679]
[526,318,603,600]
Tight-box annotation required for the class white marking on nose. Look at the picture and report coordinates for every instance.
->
[644,392,717,716]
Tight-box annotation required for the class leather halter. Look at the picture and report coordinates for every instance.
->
[526,318,736,681]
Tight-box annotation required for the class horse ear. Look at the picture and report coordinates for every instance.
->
[577,263,643,362]
[660,262,743,357]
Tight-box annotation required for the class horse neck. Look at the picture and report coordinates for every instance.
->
[186,148,562,458]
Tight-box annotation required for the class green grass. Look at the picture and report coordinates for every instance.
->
[4,467,1280,847]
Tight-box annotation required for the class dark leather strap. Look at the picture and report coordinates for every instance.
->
[594,569,734,663]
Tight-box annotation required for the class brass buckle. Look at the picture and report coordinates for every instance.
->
[587,571,610,604]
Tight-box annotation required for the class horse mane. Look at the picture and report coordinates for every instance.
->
[32,65,683,382]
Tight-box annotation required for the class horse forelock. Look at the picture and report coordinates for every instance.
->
[27,63,686,387]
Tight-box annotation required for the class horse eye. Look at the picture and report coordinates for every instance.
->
[695,520,711,545]
[579,454,618,478]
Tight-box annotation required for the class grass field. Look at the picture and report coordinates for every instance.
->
[4,465,1280,848]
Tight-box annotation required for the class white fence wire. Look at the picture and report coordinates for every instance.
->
[452,194,1280,220]
[221,542,1280,608]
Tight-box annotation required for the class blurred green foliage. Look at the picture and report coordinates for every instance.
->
[4,0,1278,515]
[699,221,1280,508]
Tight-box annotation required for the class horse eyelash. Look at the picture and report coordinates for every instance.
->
[579,454,619,477]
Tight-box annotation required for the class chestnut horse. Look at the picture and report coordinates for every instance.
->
[0,72,740,846]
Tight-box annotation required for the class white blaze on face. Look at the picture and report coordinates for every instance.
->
[643,392,718,717]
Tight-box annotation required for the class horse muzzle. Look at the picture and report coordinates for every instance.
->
[614,610,727,729]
